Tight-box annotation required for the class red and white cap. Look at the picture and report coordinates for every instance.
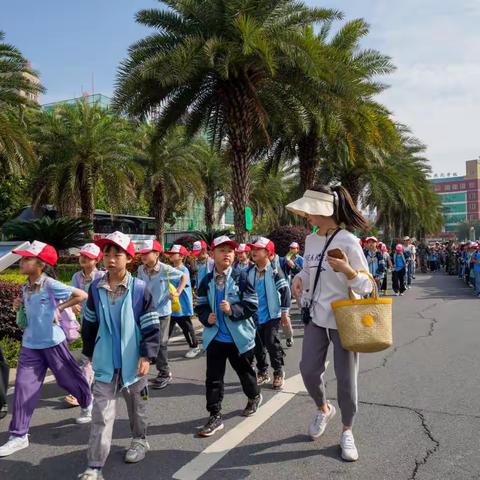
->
[211,235,238,250]
[249,237,275,256]
[235,243,251,253]
[13,240,58,266]
[395,244,404,252]
[366,236,378,243]
[165,244,190,256]
[79,243,102,260]
[137,239,163,254]
[192,240,208,256]
[289,242,300,250]
[95,231,136,257]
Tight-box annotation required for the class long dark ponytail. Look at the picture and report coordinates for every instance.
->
[311,184,369,231]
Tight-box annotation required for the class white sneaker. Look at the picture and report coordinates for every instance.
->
[185,346,202,359]
[76,402,93,424]
[78,468,104,479]
[0,435,29,457]
[308,403,336,439]
[125,438,150,463]
[340,430,359,461]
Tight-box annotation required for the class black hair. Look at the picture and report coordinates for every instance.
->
[103,243,133,259]
[310,184,369,231]
[35,259,57,279]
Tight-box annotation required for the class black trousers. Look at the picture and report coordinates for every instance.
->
[254,318,285,373]
[168,315,198,348]
[206,340,259,415]
[392,268,406,294]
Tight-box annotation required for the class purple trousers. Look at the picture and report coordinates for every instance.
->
[9,342,92,436]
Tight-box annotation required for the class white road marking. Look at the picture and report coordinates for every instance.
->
[172,373,306,480]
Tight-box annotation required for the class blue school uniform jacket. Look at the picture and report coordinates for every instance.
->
[195,268,258,354]
[246,263,291,324]
[82,274,160,387]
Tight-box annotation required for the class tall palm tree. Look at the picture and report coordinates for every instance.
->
[30,100,139,232]
[135,124,202,243]
[113,0,342,241]
[0,31,43,173]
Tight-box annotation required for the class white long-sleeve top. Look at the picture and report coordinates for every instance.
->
[297,229,373,330]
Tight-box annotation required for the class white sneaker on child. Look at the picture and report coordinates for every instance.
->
[308,402,336,439]
[185,346,202,359]
[340,430,359,461]
[78,468,104,479]
[76,402,93,424]
[0,435,29,457]
[125,438,150,463]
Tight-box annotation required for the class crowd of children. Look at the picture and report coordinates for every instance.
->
[0,230,306,477]
[361,235,417,296]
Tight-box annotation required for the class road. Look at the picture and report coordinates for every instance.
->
[1,272,479,480]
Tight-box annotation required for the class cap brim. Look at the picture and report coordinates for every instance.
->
[191,249,202,256]
[79,251,99,259]
[96,238,134,256]
[213,241,238,250]
[286,197,334,217]
[12,250,35,258]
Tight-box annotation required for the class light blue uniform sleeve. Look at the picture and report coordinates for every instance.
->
[48,278,74,301]
[164,264,184,282]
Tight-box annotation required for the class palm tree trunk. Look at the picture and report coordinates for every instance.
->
[222,82,257,243]
[204,195,215,233]
[153,180,166,244]
[78,163,94,237]
[298,133,319,191]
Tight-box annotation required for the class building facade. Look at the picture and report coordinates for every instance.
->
[430,159,480,233]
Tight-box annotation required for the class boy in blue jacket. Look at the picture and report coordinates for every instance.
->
[79,232,160,480]
[249,237,291,390]
[195,236,262,437]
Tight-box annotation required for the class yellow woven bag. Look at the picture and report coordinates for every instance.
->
[331,271,393,353]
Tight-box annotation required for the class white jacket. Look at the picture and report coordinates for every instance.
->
[297,229,373,330]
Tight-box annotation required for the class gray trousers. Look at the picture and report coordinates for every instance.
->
[87,374,148,468]
[300,322,359,427]
[156,316,171,377]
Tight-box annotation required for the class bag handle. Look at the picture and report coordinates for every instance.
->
[347,270,379,300]
[309,228,342,309]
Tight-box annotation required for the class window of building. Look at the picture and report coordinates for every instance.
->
[469,192,476,200]
[471,203,477,210]
[434,185,441,191]
[460,183,466,189]
[452,184,458,190]
[444,185,451,191]
[470,182,476,189]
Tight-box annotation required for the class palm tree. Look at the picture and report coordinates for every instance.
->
[30,100,139,232]
[190,139,230,234]
[267,18,395,194]
[0,31,43,173]
[113,0,342,241]
[135,124,202,243]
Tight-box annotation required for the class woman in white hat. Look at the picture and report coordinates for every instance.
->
[286,185,373,462]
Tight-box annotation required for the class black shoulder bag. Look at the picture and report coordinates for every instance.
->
[301,228,341,325]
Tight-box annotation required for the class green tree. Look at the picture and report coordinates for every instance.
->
[0,31,43,173]
[29,100,140,232]
[190,139,230,234]
[135,125,201,243]
[114,0,341,241]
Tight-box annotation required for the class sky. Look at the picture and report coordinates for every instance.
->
[2,0,479,174]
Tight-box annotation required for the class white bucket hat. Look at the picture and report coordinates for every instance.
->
[286,190,335,217]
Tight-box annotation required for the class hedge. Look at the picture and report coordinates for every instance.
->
[0,280,23,341]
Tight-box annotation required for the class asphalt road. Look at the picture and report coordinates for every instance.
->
[1,272,479,480]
